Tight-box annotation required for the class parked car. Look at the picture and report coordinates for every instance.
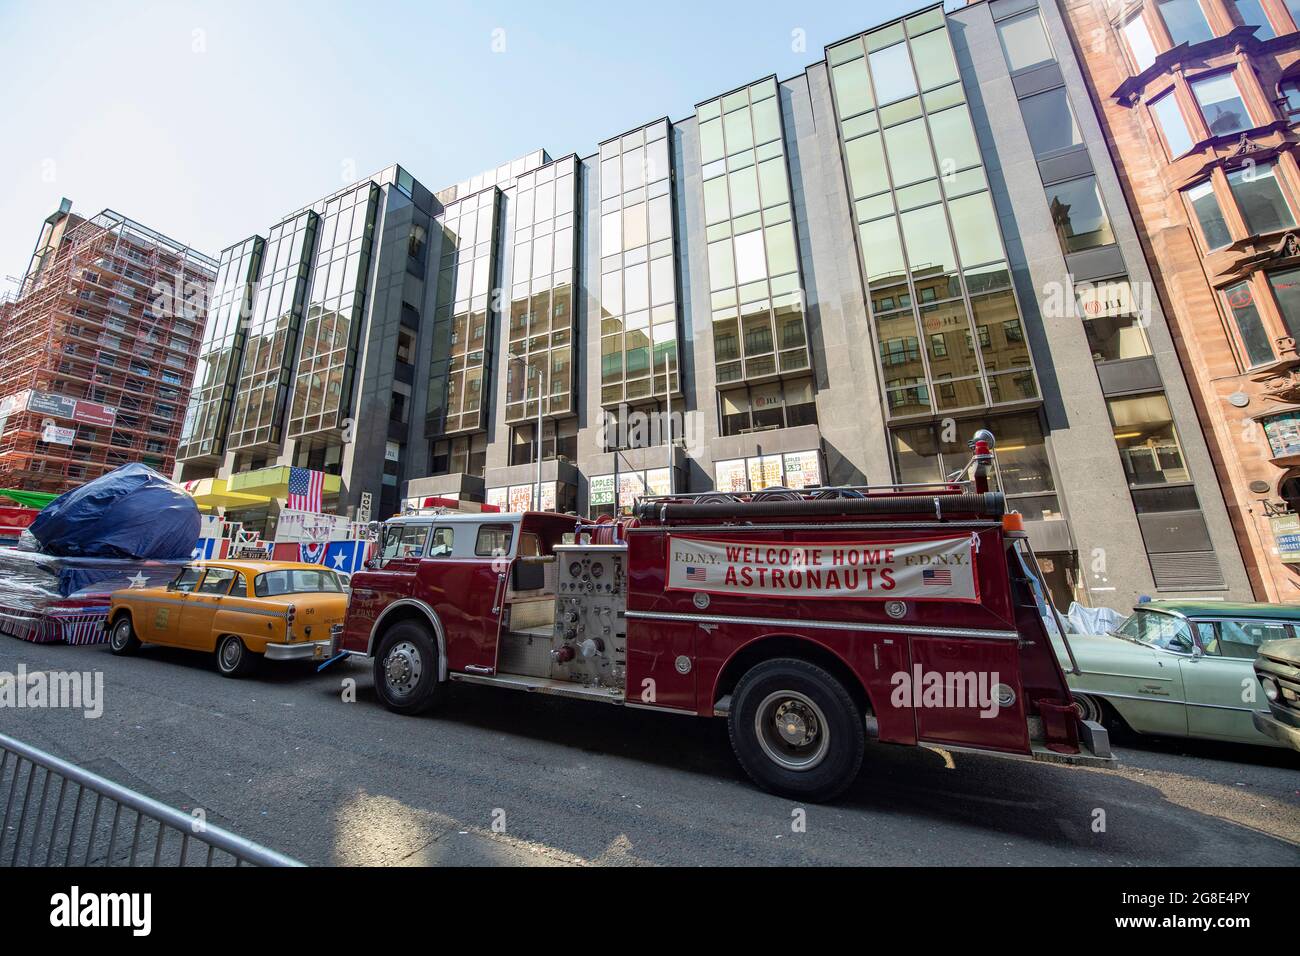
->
[1254,638,1300,750]
[1054,600,1294,748]
[105,560,347,676]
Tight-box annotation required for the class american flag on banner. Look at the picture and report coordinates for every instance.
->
[287,467,324,512]
[922,568,953,586]
[686,566,708,583]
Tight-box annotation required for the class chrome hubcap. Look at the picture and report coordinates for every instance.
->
[755,691,830,771]
[112,621,130,648]
[384,641,422,696]
[221,639,241,668]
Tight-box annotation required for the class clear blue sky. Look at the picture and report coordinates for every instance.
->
[0,0,927,290]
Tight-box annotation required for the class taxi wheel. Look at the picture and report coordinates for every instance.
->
[108,616,140,655]
[216,635,258,678]
[374,621,444,716]
[728,658,864,803]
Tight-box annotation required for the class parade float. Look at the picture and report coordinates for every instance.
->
[0,489,51,547]
[0,465,198,645]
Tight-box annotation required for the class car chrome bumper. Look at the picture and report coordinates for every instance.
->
[1253,710,1300,750]
[264,639,332,662]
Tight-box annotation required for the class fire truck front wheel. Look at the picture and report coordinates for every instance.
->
[374,621,444,715]
[729,658,865,802]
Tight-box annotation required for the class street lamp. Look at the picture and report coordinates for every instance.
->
[507,350,543,511]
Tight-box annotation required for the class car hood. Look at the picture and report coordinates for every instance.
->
[1258,637,1300,664]
[1051,630,1164,674]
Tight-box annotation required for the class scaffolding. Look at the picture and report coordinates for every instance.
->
[0,210,217,493]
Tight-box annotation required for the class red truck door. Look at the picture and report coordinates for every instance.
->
[343,522,431,650]
[412,521,512,674]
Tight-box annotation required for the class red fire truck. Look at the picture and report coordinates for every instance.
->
[332,439,1108,801]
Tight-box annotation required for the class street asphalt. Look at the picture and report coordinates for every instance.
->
[2,637,1297,866]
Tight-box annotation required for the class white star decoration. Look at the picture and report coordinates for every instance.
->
[332,552,346,569]
[127,572,149,589]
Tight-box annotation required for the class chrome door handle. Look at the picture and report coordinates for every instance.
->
[491,572,507,614]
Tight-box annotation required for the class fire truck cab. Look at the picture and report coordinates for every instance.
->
[335,441,1110,802]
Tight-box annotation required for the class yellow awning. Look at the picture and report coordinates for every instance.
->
[185,477,272,510]
[227,466,341,498]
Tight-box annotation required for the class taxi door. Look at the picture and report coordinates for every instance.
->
[147,566,203,644]
[179,567,240,650]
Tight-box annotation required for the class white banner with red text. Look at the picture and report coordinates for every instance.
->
[665,534,980,603]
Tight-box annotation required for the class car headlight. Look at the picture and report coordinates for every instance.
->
[1261,676,1280,702]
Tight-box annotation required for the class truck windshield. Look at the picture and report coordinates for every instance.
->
[254,569,343,597]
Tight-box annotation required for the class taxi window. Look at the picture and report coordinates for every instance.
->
[197,567,238,595]
[1208,620,1292,659]
[255,569,344,597]
[230,573,248,597]
[429,527,455,558]
[170,567,204,593]
[379,524,430,565]
[476,524,513,557]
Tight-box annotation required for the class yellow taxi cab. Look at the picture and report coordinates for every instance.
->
[105,560,348,677]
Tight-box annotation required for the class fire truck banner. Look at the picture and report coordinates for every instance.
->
[665,534,980,602]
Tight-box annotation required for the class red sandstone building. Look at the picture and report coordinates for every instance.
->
[0,201,215,494]
[1059,0,1300,599]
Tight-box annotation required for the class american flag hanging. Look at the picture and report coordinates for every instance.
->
[287,467,324,513]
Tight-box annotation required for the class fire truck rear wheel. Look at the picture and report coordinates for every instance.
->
[374,621,443,715]
[729,658,864,802]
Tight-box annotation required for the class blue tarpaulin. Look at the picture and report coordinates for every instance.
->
[29,463,201,560]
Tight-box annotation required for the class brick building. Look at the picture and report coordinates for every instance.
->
[1059,0,1300,599]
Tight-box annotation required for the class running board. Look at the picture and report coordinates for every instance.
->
[919,738,1114,768]
[450,671,626,704]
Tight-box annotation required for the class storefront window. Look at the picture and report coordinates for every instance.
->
[712,450,823,493]
[1107,393,1190,486]
[1263,412,1300,458]
[486,481,575,515]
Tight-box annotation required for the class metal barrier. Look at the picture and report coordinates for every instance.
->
[0,731,302,867]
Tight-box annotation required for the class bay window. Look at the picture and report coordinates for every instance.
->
[1190,72,1252,137]
[1158,0,1214,47]
[1226,162,1294,234]
[1221,280,1276,366]
[1185,179,1231,249]
[1150,90,1193,156]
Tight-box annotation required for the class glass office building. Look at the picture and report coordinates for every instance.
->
[183,2,1252,608]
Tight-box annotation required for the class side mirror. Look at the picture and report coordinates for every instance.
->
[1191,643,1203,658]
